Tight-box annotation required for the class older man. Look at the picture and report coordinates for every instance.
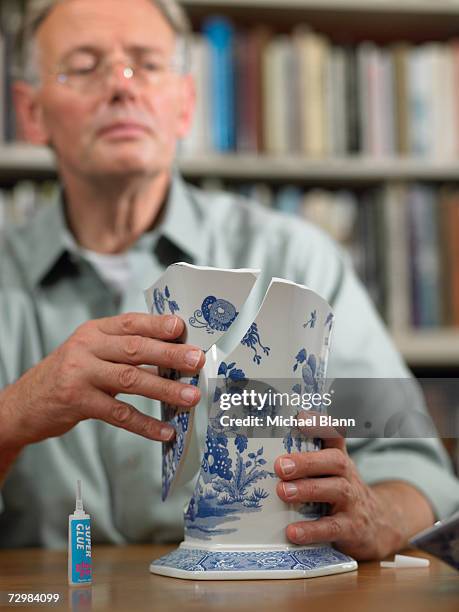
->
[0,0,458,558]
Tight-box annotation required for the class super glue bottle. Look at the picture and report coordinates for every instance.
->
[68,480,92,586]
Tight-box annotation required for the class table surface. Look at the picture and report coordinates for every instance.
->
[0,545,458,612]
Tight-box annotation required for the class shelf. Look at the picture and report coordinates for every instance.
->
[179,155,459,183]
[180,0,459,41]
[2,146,459,183]
[393,331,459,367]
[181,0,459,15]
[0,145,55,179]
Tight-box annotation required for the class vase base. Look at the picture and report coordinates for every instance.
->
[150,544,357,580]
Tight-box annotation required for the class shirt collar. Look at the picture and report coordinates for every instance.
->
[158,169,205,264]
[11,170,205,289]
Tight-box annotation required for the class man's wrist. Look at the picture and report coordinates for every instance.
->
[370,481,435,555]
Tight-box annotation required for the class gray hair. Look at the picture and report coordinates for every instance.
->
[15,0,192,84]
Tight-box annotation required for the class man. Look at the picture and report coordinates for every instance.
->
[0,0,458,558]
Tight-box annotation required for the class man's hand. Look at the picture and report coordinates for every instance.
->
[274,420,435,560]
[0,312,205,452]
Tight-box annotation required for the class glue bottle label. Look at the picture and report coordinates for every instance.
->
[69,518,92,584]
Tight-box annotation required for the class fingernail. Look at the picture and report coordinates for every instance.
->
[294,527,306,541]
[181,387,198,404]
[160,426,175,441]
[164,316,178,334]
[184,349,202,368]
[279,458,296,476]
[282,482,298,498]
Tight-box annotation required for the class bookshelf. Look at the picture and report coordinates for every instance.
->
[181,1,459,41]
[181,0,459,12]
[3,145,459,183]
[3,1,459,371]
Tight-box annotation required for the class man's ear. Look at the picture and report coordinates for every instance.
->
[12,81,50,144]
[176,73,196,139]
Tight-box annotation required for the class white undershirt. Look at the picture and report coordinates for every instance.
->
[79,248,131,295]
[63,230,132,295]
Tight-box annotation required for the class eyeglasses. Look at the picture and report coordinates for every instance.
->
[54,54,182,93]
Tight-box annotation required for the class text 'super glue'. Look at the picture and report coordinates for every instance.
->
[68,480,92,586]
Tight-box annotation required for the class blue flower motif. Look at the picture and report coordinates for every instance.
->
[153,288,165,314]
[228,368,246,382]
[203,433,233,480]
[293,349,319,393]
[294,349,307,369]
[218,362,247,383]
[241,323,270,365]
[152,286,180,315]
[161,409,189,500]
[235,435,248,453]
[283,431,293,453]
[189,375,199,387]
[189,296,238,334]
[303,310,317,329]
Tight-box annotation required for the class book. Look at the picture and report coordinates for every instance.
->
[293,27,328,158]
[407,185,441,328]
[262,36,291,155]
[392,43,410,156]
[202,16,236,152]
[180,34,211,156]
[382,183,412,330]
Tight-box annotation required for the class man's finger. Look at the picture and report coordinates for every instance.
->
[96,312,185,340]
[286,514,349,546]
[91,359,201,407]
[295,410,347,452]
[93,334,205,373]
[85,390,176,442]
[276,476,352,507]
[274,447,350,480]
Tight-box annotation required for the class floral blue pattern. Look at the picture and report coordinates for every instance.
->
[152,286,180,315]
[292,348,319,393]
[152,546,355,573]
[241,323,271,364]
[189,296,238,334]
[213,361,248,405]
[162,411,189,500]
[148,274,342,579]
[184,427,273,540]
[161,369,195,500]
[283,347,324,512]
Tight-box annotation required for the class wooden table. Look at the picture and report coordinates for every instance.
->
[0,546,457,612]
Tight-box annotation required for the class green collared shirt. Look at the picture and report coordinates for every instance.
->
[1,172,458,548]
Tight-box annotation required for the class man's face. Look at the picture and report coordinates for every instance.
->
[19,0,195,180]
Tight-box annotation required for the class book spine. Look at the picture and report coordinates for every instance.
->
[202,17,236,152]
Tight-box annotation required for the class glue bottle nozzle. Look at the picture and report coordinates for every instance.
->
[75,479,84,513]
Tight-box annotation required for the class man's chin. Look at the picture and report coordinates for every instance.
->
[87,140,171,176]
[90,153,167,178]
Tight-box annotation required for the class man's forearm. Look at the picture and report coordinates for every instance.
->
[370,481,435,557]
[0,388,23,487]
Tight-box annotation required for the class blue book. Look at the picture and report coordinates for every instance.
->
[202,17,236,152]
[408,185,441,328]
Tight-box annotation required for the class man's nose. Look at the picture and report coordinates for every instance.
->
[104,62,139,100]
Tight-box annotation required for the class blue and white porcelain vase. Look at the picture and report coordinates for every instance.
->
[146,266,357,580]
